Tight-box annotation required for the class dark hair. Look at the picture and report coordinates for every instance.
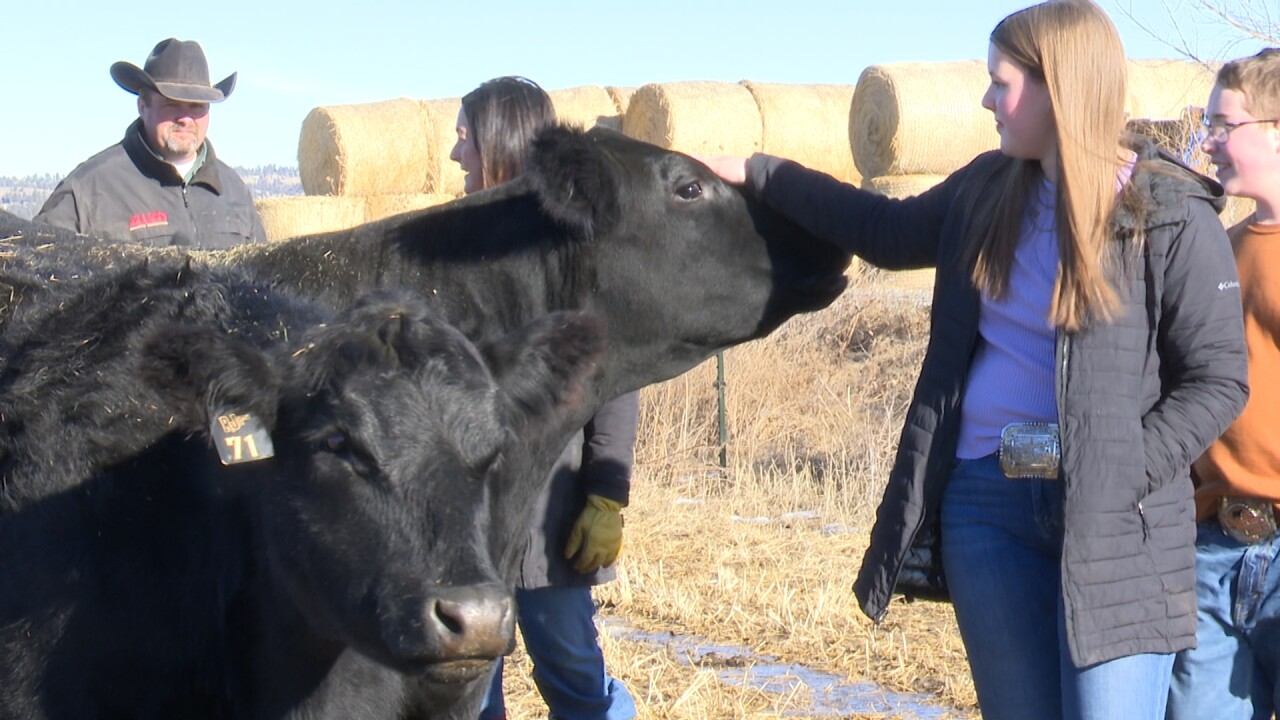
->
[461,76,557,189]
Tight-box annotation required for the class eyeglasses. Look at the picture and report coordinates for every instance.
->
[1201,118,1280,143]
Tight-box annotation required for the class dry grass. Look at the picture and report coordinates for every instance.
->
[497,271,978,719]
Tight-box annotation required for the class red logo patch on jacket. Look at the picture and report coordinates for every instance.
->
[128,211,169,231]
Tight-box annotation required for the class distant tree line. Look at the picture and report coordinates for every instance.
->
[1,165,303,221]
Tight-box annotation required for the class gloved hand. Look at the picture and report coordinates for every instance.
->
[564,494,625,573]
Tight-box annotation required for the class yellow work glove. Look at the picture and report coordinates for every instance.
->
[564,494,625,574]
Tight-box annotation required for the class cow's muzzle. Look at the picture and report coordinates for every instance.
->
[380,582,515,679]
[425,584,516,661]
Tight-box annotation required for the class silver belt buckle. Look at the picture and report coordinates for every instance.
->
[1218,496,1278,545]
[999,423,1060,479]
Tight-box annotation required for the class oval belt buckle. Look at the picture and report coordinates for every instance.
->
[1218,496,1278,545]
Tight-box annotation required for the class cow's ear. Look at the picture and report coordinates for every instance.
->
[137,324,280,434]
[526,126,620,237]
[481,310,606,430]
[307,292,438,376]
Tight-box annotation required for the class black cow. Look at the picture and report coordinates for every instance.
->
[2,125,850,400]
[0,125,850,717]
[235,126,850,400]
[0,255,605,719]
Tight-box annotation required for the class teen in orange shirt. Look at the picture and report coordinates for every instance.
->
[1169,47,1280,720]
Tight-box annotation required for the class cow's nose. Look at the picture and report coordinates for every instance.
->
[426,584,515,659]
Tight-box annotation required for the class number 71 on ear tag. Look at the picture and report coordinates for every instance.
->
[209,407,276,465]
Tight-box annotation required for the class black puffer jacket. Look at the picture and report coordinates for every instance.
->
[35,120,265,250]
[745,142,1248,666]
[516,391,639,589]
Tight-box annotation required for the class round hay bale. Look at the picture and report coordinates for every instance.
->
[863,174,947,199]
[850,61,998,179]
[363,193,456,223]
[297,98,435,196]
[622,81,762,156]
[255,196,367,242]
[420,98,467,197]
[1126,59,1216,121]
[550,85,622,131]
[741,81,861,185]
[606,86,637,117]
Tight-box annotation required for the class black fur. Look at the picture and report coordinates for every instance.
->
[0,124,851,718]
[525,125,621,236]
[0,254,603,719]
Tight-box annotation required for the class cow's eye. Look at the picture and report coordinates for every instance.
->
[320,430,377,477]
[324,432,350,453]
[675,181,703,201]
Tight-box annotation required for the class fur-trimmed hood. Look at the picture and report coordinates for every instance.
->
[1114,135,1226,232]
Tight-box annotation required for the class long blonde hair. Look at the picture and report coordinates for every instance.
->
[968,0,1130,331]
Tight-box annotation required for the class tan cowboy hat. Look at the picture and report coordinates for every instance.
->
[110,38,236,103]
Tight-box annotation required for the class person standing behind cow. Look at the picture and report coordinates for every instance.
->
[701,1,1247,718]
[450,75,639,720]
[35,38,265,249]
[1167,47,1280,720]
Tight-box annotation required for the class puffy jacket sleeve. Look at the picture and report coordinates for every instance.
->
[234,171,268,245]
[214,163,269,245]
[1143,197,1248,487]
[743,153,986,269]
[32,180,84,234]
[579,390,639,505]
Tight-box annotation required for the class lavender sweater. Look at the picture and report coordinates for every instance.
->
[955,177,1058,458]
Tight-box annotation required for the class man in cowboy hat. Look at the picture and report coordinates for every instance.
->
[35,38,265,249]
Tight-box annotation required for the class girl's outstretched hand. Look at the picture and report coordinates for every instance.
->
[696,155,748,185]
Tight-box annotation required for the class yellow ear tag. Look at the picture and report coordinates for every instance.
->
[209,407,276,465]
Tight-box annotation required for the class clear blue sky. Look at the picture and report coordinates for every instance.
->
[2,0,1268,177]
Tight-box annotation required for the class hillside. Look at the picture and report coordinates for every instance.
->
[0,165,303,220]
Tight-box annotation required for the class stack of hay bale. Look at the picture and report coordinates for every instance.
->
[276,58,1244,260]
[848,61,997,292]
[621,80,861,188]
[620,79,862,272]
[265,86,633,242]
[846,58,1232,291]
[261,98,448,242]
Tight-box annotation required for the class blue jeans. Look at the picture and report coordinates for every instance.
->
[1167,521,1280,720]
[479,586,635,720]
[941,454,1175,720]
